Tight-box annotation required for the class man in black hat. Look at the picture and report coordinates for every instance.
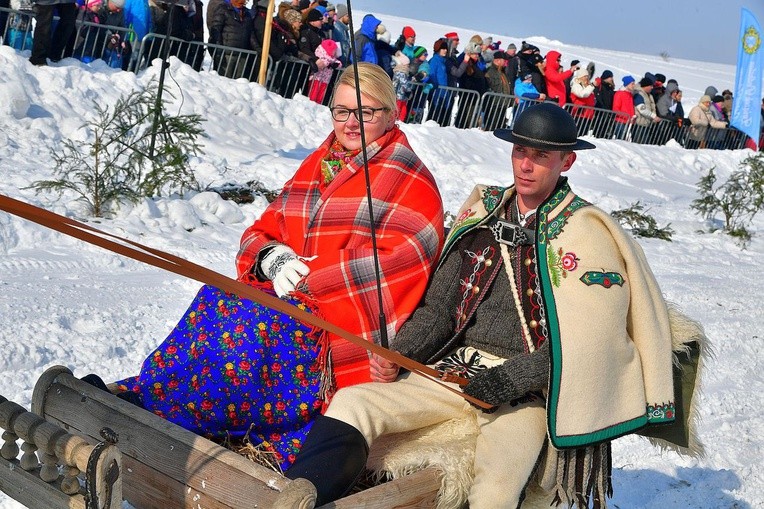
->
[283,103,676,508]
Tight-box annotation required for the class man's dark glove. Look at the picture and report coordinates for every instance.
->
[329,61,341,69]
[462,365,520,408]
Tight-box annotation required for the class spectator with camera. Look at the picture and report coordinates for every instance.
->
[510,42,544,98]
[544,49,575,106]
[656,81,684,143]
[569,67,596,136]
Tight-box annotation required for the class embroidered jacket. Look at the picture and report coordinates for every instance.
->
[399,179,675,449]
[236,126,445,389]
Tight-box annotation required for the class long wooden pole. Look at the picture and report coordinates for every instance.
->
[257,0,275,86]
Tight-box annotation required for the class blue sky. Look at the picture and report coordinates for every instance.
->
[351,0,764,65]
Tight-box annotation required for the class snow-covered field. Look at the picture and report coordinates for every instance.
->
[0,11,763,508]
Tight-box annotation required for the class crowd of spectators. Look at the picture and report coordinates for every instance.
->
[2,0,761,149]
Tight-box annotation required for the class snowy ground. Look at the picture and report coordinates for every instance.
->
[0,12,763,509]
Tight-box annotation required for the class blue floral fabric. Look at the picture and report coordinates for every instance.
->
[116,284,324,470]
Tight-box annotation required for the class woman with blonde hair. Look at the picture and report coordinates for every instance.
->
[92,62,444,476]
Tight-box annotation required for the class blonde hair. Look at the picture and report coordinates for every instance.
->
[332,63,397,113]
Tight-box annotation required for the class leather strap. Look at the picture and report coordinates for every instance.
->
[0,194,492,409]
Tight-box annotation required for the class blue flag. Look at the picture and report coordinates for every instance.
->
[731,8,763,145]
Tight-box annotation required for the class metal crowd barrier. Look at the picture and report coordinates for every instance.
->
[135,33,272,80]
[402,81,428,124]
[0,6,34,51]
[70,20,137,69]
[479,91,515,131]
[1,6,754,151]
[423,85,482,128]
[265,56,312,98]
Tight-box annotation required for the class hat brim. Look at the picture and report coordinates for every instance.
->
[493,128,596,151]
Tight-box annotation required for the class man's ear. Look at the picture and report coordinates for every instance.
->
[561,151,576,173]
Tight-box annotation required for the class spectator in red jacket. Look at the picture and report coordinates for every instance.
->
[543,50,576,106]
[612,75,636,140]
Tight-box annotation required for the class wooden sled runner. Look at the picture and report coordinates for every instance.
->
[0,365,444,509]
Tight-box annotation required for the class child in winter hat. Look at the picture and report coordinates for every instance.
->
[391,51,414,120]
[308,39,342,104]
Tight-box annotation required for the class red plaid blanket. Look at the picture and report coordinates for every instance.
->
[236,126,444,390]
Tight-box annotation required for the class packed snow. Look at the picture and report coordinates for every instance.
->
[0,10,762,509]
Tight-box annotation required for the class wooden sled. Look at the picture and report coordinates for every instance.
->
[1,304,706,509]
[0,365,444,509]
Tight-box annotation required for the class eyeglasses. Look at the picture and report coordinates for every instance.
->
[330,106,389,122]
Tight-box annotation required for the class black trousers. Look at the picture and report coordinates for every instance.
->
[29,2,77,65]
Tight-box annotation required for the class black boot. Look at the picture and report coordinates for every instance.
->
[80,374,144,408]
[285,414,369,506]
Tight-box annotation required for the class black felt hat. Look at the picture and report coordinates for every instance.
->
[494,102,595,151]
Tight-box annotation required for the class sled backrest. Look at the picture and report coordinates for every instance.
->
[0,393,121,509]
[31,366,310,509]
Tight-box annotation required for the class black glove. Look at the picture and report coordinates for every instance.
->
[462,365,520,408]
[308,58,319,73]
[329,61,341,69]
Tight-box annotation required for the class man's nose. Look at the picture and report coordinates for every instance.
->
[518,156,533,171]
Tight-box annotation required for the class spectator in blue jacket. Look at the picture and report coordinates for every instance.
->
[331,2,350,66]
[351,13,380,64]
[513,72,546,122]
[123,0,150,68]
[426,37,452,125]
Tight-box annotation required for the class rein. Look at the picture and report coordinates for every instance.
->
[0,194,491,409]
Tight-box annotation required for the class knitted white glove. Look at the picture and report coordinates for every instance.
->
[259,244,310,298]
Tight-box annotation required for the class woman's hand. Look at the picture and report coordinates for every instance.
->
[370,354,399,383]
[259,244,310,298]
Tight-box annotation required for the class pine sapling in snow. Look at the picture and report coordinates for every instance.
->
[691,153,764,246]
[28,82,205,217]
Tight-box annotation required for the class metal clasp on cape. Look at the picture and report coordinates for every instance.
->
[487,218,535,247]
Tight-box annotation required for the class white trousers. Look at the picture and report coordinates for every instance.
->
[325,372,548,508]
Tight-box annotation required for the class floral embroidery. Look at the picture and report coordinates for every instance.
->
[546,196,589,240]
[481,186,505,212]
[537,184,570,245]
[115,285,323,471]
[579,271,625,288]
[321,139,360,184]
[547,247,580,287]
[451,207,478,232]
[647,402,675,422]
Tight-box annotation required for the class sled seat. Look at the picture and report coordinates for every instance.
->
[0,392,121,509]
[30,366,447,509]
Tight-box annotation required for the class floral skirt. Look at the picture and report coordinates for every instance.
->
[116,284,324,470]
